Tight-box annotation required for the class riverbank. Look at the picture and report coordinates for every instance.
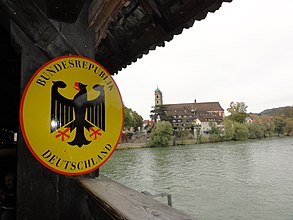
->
[116,136,292,150]
[116,139,197,150]
[116,142,147,150]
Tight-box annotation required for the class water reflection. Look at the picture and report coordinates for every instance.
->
[101,137,293,220]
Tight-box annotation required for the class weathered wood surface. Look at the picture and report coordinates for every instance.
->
[47,0,86,23]
[11,0,97,219]
[0,145,17,178]
[91,0,233,73]
[0,146,16,159]
[0,0,79,58]
[79,176,196,220]
[89,0,131,48]
[1,0,232,75]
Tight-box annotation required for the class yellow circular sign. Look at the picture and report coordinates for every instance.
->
[20,56,123,176]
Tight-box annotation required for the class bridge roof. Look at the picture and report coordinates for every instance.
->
[89,0,233,74]
[0,0,232,75]
[0,0,232,130]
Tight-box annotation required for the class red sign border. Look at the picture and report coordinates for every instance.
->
[19,55,124,176]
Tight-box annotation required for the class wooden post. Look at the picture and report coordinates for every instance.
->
[11,1,97,219]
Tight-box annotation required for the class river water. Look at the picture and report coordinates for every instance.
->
[101,137,293,220]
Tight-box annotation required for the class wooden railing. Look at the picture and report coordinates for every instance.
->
[78,176,196,220]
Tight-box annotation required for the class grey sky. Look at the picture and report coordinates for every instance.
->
[113,0,293,120]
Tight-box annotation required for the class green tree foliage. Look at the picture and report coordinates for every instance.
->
[174,126,191,145]
[150,105,173,123]
[223,118,234,141]
[247,123,264,139]
[285,118,293,136]
[274,117,286,137]
[148,121,173,147]
[132,111,143,131]
[254,115,275,137]
[209,122,220,136]
[209,122,223,142]
[124,107,134,130]
[124,106,143,131]
[227,102,248,123]
[233,122,248,141]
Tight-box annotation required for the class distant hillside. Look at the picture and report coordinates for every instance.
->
[260,106,293,118]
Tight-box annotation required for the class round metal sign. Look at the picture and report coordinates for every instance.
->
[20,56,123,175]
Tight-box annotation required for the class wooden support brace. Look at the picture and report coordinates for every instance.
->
[140,0,176,33]
[0,0,79,59]
[89,0,131,48]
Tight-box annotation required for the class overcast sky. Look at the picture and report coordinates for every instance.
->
[113,0,293,120]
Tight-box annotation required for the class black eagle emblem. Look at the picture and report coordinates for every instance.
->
[50,81,105,147]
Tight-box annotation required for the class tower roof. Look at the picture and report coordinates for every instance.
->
[155,87,162,94]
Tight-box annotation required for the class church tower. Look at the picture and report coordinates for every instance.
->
[155,87,163,106]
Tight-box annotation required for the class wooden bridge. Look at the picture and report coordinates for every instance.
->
[0,0,231,219]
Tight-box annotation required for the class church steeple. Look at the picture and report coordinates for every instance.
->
[155,87,163,106]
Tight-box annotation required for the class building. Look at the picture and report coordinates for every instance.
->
[245,113,260,123]
[154,88,224,133]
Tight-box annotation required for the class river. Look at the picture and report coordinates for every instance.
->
[101,137,293,220]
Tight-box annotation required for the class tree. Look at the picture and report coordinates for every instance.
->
[274,117,286,137]
[227,102,248,123]
[209,122,223,142]
[124,106,143,132]
[285,118,293,136]
[132,111,143,131]
[150,105,172,123]
[233,122,248,141]
[247,123,264,139]
[223,118,234,141]
[124,106,135,130]
[254,115,275,137]
[174,125,191,145]
[148,121,173,147]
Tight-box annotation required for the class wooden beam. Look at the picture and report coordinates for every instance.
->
[0,146,16,160]
[0,0,79,59]
[89,0,131,48]
[140,0,176,33]
[47,0,86,23]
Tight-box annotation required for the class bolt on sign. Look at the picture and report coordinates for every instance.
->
[20,56,124,176]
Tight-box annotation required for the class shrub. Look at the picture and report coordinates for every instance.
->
[233,122,248,141]
[247,123,264,139]
[148,121,173,147]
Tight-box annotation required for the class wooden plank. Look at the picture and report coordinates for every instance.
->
[0,0,79,59]
[78,176,196,220]
[0,146,16,159]
[47,0,86,23]
[140,0,176,33]
[89,0,131,48]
